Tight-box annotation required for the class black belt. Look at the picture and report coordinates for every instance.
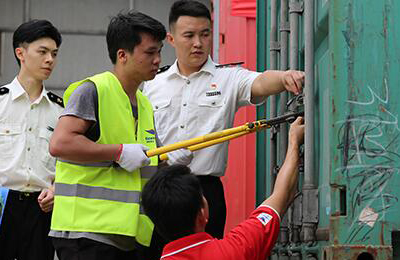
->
[196,175,221,183]
[8,190,41,201]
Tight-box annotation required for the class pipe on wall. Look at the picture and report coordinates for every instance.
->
[269,0,278,193]
[288,0,303,251]
[278,0,290,254]
[303,0,317,245]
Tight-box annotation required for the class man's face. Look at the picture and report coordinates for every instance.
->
[16,37,58,81]
[125,33,163,81]
[169,16,212,72]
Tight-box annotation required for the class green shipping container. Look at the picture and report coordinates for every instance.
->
[256,0,400,259]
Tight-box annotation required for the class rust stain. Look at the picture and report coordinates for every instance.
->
[325,245,392,260]
[332,98,336,113]
[332,52,337,80]
[379,104,387,113]
[380,221,385,245]
[330,216,340,245]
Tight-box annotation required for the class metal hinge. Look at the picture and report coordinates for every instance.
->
[289,1,304,13]
[270,41,281,51]
[280,21,290,32]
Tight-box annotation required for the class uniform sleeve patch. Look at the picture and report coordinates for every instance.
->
[257,213,273,226]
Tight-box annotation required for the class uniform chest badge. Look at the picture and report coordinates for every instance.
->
[206,83,221,97]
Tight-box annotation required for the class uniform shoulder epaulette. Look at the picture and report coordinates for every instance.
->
[215,61,244,68]
[47,91,64,108]
[0,87,9,95]
[157,65,171,74]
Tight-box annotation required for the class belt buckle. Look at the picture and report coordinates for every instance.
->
[19,192,32,200]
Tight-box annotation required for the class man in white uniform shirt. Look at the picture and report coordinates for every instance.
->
[0,20,63,260]
[143,0,305,239]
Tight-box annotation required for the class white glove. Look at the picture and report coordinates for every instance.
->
[167,149,193,166]
[117,144,150,172]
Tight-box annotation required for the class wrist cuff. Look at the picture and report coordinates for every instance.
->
[115,144,123,161]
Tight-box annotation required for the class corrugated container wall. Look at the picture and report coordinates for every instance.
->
[257,0,400,259]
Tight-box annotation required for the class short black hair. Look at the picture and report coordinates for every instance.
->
[107,11,166,64]
[142,165,204,241]
[12,19,62,66]
[169,0,211,30]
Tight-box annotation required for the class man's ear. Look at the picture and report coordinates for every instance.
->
[116,49,128,64]
[194,208,208,233]
[15,47,25,64]
[166,32,175,47]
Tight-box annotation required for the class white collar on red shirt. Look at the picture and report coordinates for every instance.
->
[161,232,213,259]
[165,56,217,79]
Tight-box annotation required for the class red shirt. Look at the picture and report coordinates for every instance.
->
[161,206,280,260]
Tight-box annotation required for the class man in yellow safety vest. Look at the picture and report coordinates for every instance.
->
[49,11,191,260]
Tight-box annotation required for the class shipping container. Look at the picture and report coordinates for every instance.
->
[256,0,400,259]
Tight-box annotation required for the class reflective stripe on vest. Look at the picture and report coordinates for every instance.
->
[55,183,141,204]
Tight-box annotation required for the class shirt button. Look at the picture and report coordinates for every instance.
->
[27,147,30,151]
[186,79,190,84]
[180,125,185,129]
[155,105,159,109]
[211,101,216,105]
[28,127,32,131]
[5,130,10,134]
[183,103,187,107]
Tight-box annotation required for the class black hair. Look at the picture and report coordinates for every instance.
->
[142,165,204,241]
[107,11,166,64]
[12,19,62,66]
[169,0,211,30]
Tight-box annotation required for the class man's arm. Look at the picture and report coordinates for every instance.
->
[49,115,119,163]
[251,70,305,98]
[262,117,304,216]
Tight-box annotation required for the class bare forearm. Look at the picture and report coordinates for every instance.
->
[251,70,304,98]
[251,70,285,98]
[261,142,300,214]
[274,143,299,199]
[50,133,119,163]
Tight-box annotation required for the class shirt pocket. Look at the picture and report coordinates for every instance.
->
[38,128,56,172]
[0,124,22,158]
[152,99,172,139]
[197,97,226,133]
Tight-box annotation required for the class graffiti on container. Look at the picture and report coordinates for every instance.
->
[335,80,400,243]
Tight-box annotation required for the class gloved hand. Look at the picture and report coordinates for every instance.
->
[116,144,150,172]
[167,148,193,166]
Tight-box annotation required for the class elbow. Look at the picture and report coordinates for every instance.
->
[49,137,63,158]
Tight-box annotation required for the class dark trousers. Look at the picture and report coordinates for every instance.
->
[136,229,166,260]
[197,175,227,239]
[53,237,139,260]
[0,190,54,260]
[53,232,167,260]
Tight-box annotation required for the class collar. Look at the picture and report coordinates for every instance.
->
[161,232,213,259]
[9,77,49,104]
[165,56,216,79]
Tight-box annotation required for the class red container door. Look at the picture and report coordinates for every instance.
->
[216,0,258,234]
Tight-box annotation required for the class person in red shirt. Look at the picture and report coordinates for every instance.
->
[141,117,304,260]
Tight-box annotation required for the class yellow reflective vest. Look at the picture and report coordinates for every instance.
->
[51,71,157,246]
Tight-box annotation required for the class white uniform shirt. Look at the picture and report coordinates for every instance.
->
[0,77,63,191]
[143,57,261,177]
